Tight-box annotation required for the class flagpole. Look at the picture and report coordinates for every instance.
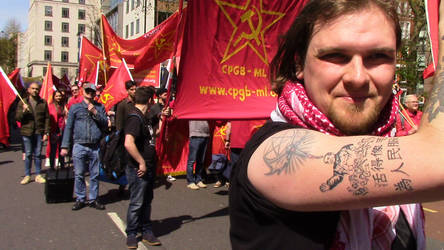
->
[100,14,108,84]
[398,103,417,128]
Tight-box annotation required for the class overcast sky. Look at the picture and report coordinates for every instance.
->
[0,0,29,32]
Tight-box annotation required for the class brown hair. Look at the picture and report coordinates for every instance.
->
[269,0,401,95]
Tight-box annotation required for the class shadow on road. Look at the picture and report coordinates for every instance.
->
[153,207,229,237]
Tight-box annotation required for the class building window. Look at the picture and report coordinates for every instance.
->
[44,35,52,46]
[61,37,69,47]
[44,50,52,61]
[45,6,52,17]
[136,0,140,7]
[78,24,85,34]
[61,51,69,62]
[401,21,411,40]
[61,68,69,76]
[131,0,134,10]
[126,1,129,13]
[125,25,129,38]
[79,0,85,4]
[62,22,69,32]
[130,22,134,36]
[62,8,69,18]
[43,67,47,76]
[78,9,85,20]
[62,0,69,2]
[44,21,52,31]
[136,19,140,34]
[157,12,171,25]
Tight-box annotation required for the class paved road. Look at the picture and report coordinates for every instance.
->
[1,129,444,249]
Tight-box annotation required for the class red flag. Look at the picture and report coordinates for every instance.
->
[174,0,309,119]
[40,63,57,103]
[0,67,19,146]
[78,36,104,84]
[424,0,440,79]
[8,68,25,93]
[99,59,133,111]
[101,10,185,72]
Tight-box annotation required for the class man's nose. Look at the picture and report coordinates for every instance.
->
[342,56,370,88]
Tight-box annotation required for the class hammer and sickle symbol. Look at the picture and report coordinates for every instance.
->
[234,6,263,47]
[100,93,114,104]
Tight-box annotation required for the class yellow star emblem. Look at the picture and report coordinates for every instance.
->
[152,30,175,59]
[215,0,285,65]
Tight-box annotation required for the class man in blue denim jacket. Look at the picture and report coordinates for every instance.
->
[61,83,108,211]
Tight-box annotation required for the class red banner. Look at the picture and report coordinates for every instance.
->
[40,63,56,103]
[173,0,308,119]
[133,64,161,87]
[101,10,184,72]
[8,68,25,93]
[0,67,19,146]
[424,0,440,79]
[78,36,104,84]
[99,60,133,111]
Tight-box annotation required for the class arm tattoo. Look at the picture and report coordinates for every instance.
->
[263,130,322,176]
[319,138,413,196]
[425,71,444,122]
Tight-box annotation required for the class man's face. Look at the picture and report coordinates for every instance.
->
[28,83,40,97]
[127,86,136,99]
[298,6,397,135]
[405,96,419,113]
[84,88,96,99]
[160,92,168,101]
[71,86,79,97]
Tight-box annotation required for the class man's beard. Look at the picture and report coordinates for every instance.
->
[327,101,380,135]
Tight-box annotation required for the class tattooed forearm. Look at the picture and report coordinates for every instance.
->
[263,130,322,176]
[319,137,413,196]
[425,71,444,122]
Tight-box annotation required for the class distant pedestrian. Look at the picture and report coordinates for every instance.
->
[124,86,161,248]
[15,82,50,184]
[61,83,108,211]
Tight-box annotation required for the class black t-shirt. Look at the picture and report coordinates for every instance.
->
[124,107,156,168]
[229,121,340,250]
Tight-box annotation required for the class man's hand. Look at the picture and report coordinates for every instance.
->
[60,148,68,157]
[408,126,418,135]
[88,103,97,115]
[22,103,30,112]
[137,162,147,177]
[42,134,48,142]
[225,140,231,149]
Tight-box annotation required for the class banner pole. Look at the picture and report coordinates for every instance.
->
[100,14,108,84]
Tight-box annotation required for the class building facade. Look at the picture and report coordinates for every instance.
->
[18,0,101,82]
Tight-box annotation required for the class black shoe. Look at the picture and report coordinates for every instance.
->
[126,235,138,249]
[142,232,161,246]
[72,201,86,211]
[89,200,105,210]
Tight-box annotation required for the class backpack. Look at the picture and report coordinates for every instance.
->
[99,113,144,180]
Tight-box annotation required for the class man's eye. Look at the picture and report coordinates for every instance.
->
[367,53,394,63]
[319,53,349,63]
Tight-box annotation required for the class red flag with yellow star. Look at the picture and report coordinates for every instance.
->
[40,62,57,104]
[174,0,308,119]
[101,9,185,72]
[99,59,133,111]
[0,67,19,146]
[78,36,104,84]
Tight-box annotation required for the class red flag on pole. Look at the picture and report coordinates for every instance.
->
[40,62,57,103]
[173,0,309,119]
[99,59,133,111]
[101,10,184,72]
[424,0,440,79]
[8,68,25,93]
[0,67,19,146]
[78,36,104,84]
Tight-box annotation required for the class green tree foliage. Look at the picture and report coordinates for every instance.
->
[396,0,428,94]
[0,18,21,74]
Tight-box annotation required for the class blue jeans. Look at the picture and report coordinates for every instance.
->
[125,166,155,237]
[22,134,43,176]
[186,137,209,184]
[72,143,100,202]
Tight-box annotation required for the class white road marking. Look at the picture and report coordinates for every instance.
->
[107,212,149,250]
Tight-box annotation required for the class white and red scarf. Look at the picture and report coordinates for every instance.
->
[270,81,425,250]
